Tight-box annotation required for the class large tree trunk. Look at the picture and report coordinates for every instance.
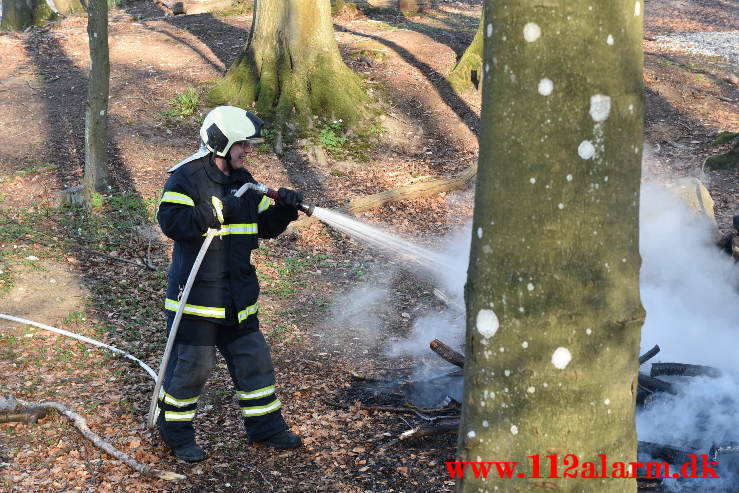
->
[83,0,110,193]
[0,0,54,30]
[447,14,483,94]
[211,0,368,127]
[457,1,644,492]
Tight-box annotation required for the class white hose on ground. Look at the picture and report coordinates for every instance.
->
[0,313,157,380]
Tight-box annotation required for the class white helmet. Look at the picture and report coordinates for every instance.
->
[199,106,264,157]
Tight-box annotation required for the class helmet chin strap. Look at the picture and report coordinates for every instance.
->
[212,148,235,175]
[224,149,234,171]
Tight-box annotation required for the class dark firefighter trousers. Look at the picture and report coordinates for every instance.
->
[156,316,288,447]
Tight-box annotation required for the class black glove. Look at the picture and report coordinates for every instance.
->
[220,194,241,219]
[277,187,304,208]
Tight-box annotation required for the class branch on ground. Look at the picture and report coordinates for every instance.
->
[9,397,184,482]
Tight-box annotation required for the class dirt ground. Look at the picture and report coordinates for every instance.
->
[0,0,737,491]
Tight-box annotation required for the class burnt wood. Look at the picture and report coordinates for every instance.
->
[430,339,465,368]
[650,362,721,379]
[639,344,661,365]
[638,373,677,395]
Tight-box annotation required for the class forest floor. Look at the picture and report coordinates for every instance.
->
[0,0,737,491]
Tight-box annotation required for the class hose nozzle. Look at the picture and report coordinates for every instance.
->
[243,182,313,216]
[297,202,314,216]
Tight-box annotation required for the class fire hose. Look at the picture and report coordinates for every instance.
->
[0,313,157,380]
[146,182,313,428]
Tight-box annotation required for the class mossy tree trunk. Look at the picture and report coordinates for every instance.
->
[0,0,55,30]
[447,14,483,94]
[458,1,644,492]
[83,0,110,192]
[211,0,368,127]
[1,0,34,30]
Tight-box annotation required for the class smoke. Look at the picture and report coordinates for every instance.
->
[386,310,465,358]
[637,373,739,485]
[639,182,739,369]
[387,223,471,359]
[638,181,739,490]
[325,265,395,345]
[325,165,739,488]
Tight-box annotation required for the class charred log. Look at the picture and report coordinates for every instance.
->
[430,339,465,368]
[650,362,721,379]
[638,373,677,395]
[638,441,695,465]
[399,421,459,440]
[639,344,661,365]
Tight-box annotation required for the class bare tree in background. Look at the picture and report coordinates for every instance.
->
[458,0,644,491]
[83,0,110,193]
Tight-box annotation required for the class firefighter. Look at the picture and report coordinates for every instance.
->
[155,106,303,462]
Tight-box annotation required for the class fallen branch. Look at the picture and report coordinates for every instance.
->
[289,161,477,231]
[639,344,661,365]
[429,339,464,368]
[15,398,184,481]
[638,441,695,465]
[650,362,721,379]
[399,421,459,440]
[321,399,421,415]
[638,373,676,395]
[80,245,158,270]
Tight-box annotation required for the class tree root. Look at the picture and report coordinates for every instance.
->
[13,398,184,481]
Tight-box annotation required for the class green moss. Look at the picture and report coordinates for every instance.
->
[365,20,399,31]
[447,17,484,94]
[331,0,346,14]
[216,1,253,17]
[711,131,739,146]
[705,144,739,171]
[1,0,34,30]
[350,40,389,62]
[212,50,371,130]
[33,2,57,25]
[208,53,259,108]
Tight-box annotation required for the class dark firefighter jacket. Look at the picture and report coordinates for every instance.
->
[157,154,297,330]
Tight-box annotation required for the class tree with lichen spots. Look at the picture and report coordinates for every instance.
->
[83,0,110,193]
[210,0,369,127]
[447,14,484,94]
[457,1,644,492]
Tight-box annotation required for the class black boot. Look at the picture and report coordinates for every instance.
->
[255,430,303,450]
[157,414,207,462]
[166,441,206,463]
